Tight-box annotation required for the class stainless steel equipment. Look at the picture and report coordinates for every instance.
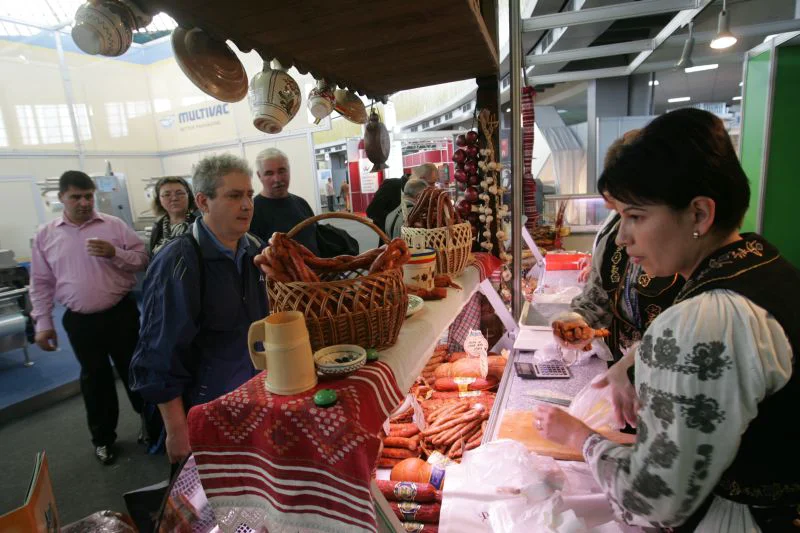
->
[0,248,33,368]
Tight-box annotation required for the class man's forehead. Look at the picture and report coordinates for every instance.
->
[262,157,289,169]
[63,187,94,196]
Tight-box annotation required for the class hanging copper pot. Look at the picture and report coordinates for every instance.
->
[363,109,390,172]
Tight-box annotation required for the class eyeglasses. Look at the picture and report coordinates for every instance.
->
[160,191,188,199]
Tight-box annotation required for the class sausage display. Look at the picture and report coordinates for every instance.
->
[254,232,410,282]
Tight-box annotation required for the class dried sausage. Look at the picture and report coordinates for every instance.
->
[375,480,440,503]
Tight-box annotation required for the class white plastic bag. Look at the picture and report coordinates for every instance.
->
[568,379,623,432]
[439,440,565,533]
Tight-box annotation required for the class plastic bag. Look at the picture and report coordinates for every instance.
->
[568,379,623,432]
[439,440,565,533]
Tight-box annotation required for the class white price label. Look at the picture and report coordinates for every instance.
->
[464,329,489,378]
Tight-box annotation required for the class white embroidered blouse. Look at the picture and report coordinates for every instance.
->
[582,290,793,532]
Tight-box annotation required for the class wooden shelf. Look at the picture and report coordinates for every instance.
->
[140,0,499,99]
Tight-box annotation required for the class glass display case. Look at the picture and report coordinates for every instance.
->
[540,193,611,233]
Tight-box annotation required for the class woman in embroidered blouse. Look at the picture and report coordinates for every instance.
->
[561,129,685,429]
[537,108,800,532]
[148,177,198,256]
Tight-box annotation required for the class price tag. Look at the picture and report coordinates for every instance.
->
[464,329,489,378]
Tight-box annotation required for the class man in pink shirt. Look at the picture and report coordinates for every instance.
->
[30,170,149,465]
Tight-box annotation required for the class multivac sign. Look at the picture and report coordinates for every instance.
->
[160,103,231,131]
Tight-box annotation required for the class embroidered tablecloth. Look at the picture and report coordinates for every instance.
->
[187,362,404,533]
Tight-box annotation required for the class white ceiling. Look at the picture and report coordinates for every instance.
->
[524,0,799,115]
[0,0,176,36]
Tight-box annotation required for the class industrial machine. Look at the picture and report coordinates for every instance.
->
[0,247,33,367]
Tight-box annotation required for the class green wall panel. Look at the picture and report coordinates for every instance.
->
[739,51,771,233]
[763,46,800,267]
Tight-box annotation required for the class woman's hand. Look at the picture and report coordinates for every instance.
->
[591,349,639,428]
[577,256,592,283]
[534,405,595,450]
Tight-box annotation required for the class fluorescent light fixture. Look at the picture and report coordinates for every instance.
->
[668,97,691,103]
[685,63,719,73]
[710,0,737,49]
[557,109,568,114]
[732,96,742,101]
[648,80,660,86]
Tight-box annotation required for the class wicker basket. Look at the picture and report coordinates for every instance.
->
[267,212,408,352]
[401,222,473,278]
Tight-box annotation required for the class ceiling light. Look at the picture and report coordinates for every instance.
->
[675,21,695,70]
[685,63,719,73]
[710,0,737,50]
[739,81,743,87]
[557,109,568,114]
[732,96,742,101]
[648,80,660,86]
[505,107,511,112]
[668,97,691,103]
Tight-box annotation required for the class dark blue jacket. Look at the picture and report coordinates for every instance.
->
[130,220,268,408]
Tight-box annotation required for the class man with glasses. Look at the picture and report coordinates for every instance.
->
[30,170,148,465]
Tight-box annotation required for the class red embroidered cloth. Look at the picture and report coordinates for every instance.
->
[187,361,405,533]
[470,253,503,282]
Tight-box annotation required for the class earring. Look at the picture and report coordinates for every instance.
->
[692,230,700,239]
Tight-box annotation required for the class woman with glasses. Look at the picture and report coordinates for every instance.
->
[148,177,197,256]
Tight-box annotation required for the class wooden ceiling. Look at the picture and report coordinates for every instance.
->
[139,0,499,100]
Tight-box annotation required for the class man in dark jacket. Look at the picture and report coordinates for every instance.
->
[249,148,319,254]
[365,174,409,238]
[130,154,268,466]
[366,164,439,244]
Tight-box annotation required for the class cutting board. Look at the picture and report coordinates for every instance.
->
[497,410,635,462]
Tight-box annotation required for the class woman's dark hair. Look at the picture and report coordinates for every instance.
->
[598,108,750,233]
[59,170,95,193]
[151,176,196,217]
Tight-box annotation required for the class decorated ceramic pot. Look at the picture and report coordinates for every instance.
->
[403,248,437,291]
[307,79,335,124]
[72,1,134,57]
[248,61,302,134]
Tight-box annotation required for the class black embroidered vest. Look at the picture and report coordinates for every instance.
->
[599,222,684,361]
[675,234,800,531]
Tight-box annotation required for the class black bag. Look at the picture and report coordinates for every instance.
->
[316,223,359,258]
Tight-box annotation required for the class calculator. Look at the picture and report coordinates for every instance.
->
[515,360,570,379]
[533,359,571,378]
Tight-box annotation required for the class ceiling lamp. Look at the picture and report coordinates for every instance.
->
[675,21,695,70]
[710,0,737,50]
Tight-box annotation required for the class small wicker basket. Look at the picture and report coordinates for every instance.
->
[266,212,408,352]
[399,198,471,278]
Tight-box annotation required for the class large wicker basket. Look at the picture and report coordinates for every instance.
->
[401,222,473,278]
[267,212,408,352]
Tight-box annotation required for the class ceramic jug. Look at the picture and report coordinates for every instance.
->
[307,79,335,124]
[248,311,317,395]
[248,60,302,134]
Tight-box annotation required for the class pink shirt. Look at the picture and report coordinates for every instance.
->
[30,212,149,332]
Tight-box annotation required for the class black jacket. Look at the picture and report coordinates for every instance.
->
[365,175,409,236]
